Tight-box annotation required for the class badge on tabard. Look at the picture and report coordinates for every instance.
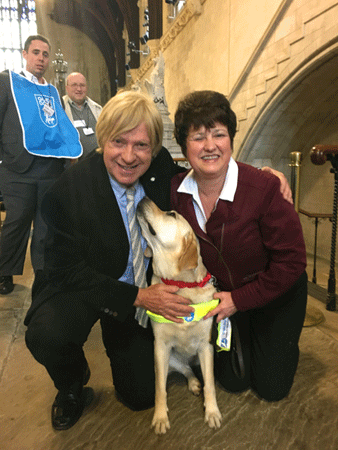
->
[35,94,57,127]
[42,102,55,117]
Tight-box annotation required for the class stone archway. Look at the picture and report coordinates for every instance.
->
[234,43,338,262]
[238,45,338,169]
[228,0,338,262]
[229,0,338,168]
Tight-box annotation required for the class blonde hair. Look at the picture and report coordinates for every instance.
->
[96,90,163,157]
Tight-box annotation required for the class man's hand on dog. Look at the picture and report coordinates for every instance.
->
[135,284,194,323]
[204,291,238,323]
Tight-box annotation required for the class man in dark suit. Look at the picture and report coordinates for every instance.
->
[0,35,81,295]
[24,90,193,431]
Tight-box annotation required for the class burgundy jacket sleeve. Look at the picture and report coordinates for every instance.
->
[171,164,307,311]
[229,170,306,310]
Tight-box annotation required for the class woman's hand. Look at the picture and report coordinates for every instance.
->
[134,284,194,323]
[204,291,237,323]
[261,166,293,204]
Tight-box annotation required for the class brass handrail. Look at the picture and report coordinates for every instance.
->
[299,209,333,220]
[173,157,187,162]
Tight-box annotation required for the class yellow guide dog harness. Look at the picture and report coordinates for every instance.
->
[146,272,232,351]
[146,272,218,323]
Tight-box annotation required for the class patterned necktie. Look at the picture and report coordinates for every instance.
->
[126,188,149,327]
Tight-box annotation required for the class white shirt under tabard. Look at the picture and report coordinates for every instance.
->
[177,157,239,232]
[21,69,47,85]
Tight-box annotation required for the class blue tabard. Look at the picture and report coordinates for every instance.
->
[9,71,82,159]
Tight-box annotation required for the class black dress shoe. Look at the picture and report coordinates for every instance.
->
[51,366,93,431]
[0,276,14,295]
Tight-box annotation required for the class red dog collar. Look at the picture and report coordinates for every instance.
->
[161,272,213,289]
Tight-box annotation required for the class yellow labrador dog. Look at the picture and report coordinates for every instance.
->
[137,197,222,434]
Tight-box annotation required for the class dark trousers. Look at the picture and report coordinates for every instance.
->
[25,292,155,411]
[0,161,64,274]
[215,271,308,401]
[25,272,307,411]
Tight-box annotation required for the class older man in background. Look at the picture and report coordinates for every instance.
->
[63,72,102,160]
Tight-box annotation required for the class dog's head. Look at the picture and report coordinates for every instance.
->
[136,197,203,280]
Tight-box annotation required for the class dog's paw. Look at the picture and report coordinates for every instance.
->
[188,377,201,396]
[205,409,222,429]
[152,414,170,434]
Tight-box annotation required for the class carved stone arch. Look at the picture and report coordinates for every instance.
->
[51,0,144,93]
[51,0,118,95]
[229,0,338,165]
[236,43,338,167]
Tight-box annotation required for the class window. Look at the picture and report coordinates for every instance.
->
[0,0,37,72]
[167,0,186,21]
[177,1,186,13]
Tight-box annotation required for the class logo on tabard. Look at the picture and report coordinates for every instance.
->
[34,94,58,128]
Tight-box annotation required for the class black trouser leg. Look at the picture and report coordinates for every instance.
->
[249,272,308,401]
[214,311,251,393]
[101,314,155,411]
[215,272,308,401]
[25,294,99,391]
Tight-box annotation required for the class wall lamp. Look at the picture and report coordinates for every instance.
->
[166,0,178,20]
[140,34,149,45]
[128,41,149,56]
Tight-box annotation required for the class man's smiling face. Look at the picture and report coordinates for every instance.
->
[103,122,153,187]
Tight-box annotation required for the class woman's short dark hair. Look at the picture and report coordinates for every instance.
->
[174,90,237,157]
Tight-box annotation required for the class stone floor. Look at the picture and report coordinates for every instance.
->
[1,241,338,449]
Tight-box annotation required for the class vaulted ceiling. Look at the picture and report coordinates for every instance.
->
[50,0,163,95]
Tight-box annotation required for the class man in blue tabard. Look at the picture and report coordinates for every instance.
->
[0,35,82,295]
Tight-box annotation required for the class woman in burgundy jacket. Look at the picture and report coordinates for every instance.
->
[171,90,307,402]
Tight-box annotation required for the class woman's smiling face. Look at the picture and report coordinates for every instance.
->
[185,122,232,181]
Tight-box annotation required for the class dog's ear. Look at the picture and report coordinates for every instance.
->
[178,231,199,272]
[144,246,153,258]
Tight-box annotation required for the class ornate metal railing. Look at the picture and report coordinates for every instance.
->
[310,145,338,311]
[298,208,333,284]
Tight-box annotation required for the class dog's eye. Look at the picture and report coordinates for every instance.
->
[166,211,176,218]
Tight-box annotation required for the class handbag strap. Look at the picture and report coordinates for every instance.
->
[230,317,246,380]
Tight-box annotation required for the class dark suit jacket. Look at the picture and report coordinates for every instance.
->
[25,148,184,325]
[0,70,36,172]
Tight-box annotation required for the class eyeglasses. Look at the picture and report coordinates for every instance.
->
[68,83,86,89]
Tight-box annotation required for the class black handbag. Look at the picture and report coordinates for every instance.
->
[213,315,245,380]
